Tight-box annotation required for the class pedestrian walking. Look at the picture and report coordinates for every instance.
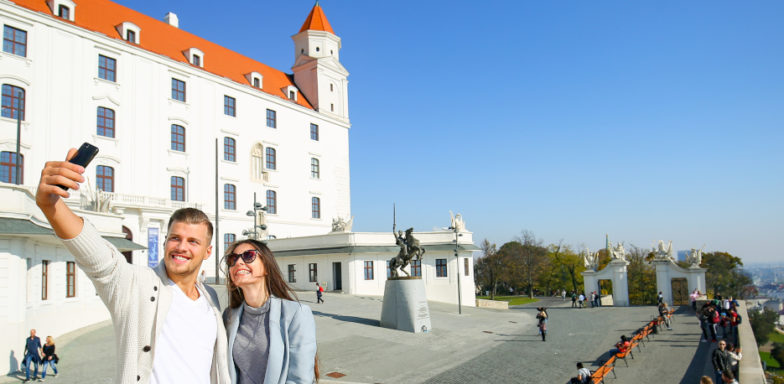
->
[658,302,672,330]
[22,329,42,383]
[712,340,732,384]
[657,291,663,304]
[578,293,585,308]
[316,282,325,304]
[571,292,577,308]
[536,307,548,341]
[561,289,566,301]
[40,336,58,381]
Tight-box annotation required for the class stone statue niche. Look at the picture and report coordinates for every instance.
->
[388,228,426,279]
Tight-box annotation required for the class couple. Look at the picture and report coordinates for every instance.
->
[35,149,317,384]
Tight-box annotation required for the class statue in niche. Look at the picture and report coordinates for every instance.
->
[79,177,112,213]
[686,247,704,266]
[449,211,466,232]
[610,242,627,262]
[388,227,426,278]
[583,249,599,270]
[653,240,674,261]
[331,216,354,232]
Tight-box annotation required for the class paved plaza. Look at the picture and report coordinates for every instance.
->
[5,288,719,384]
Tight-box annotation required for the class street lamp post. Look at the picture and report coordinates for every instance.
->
[449,225,463,314]
[244,192,267,239]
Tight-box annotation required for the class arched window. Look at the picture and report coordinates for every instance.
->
[266,190,277,214]
[265,147,276,170]
[170,176,185,201]
[171,124,185,152]
[310,158,320,179]
[96,165,114,192]
[311,197,321,219]
[224,137,236,162]
[0,151,23,184]
[224,184,236,210]
[97,107,115,137]
[2,84,25,120]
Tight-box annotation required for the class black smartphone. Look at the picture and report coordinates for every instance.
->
[58,142,99,190]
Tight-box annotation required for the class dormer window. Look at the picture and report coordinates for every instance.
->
[283,85,298,102]
[47,0,76,22]
[245,72,263,89]
[116,22,141,44]
[184,48,204,68]
[58,5,70,19]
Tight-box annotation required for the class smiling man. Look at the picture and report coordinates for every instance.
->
[35,149,229,384]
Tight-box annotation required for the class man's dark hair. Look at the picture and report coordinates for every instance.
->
[167,208,214,242]
[576,362,584,369]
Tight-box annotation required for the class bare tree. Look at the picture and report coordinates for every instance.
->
[515,230,547,298]
[474,239,500,299]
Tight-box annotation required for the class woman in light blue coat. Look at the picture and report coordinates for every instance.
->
[223,240,318,384]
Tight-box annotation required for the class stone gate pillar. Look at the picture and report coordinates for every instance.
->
[654,259,707,306]
[581,259,630,306]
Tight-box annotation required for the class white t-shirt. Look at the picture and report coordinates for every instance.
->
[150,282,217,384]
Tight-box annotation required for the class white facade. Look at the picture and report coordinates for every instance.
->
[267,230,478,307]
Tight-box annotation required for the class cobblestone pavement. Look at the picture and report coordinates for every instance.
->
[3,290,711,384]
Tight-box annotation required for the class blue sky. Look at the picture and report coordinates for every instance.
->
[116,1,783,263]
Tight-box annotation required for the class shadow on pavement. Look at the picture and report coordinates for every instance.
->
[311,310,380,327]
[678,338,713,384]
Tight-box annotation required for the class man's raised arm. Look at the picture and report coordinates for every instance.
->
[35,148,86,239]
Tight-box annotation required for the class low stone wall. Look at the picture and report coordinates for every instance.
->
[476,299,509,310]
[737,303,767,383]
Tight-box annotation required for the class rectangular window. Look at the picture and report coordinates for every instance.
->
[265,147,276,170]
[58,5,70,19]
[410,259,421,277]
[41,260,48,300]
[171,124,185,152]
[171,176,185,201]
[224,233,235,252]
[266,109,276,128]
[288,264,296,283]
[266,190,277,214]
[3,25,27,57]
[98,55,117,82]
[97,107,115,137]
[309,263,317,283]
[2,84,25,120]
[192,54,201,67]
[0,151,23,184]
[126,30,136,43]
[310,123,319,141]
[311,158,320,179]
[96,165,114,192]
[464,258,470,276]
[364,261,374,280]
[224,184,236,210]
[436,259,447,277]
[253,78,260,88]
[311,197,321,219]
[66,261,76,298]
[224,137,236,162]
[171,78,186,102]
[224,96,236,117]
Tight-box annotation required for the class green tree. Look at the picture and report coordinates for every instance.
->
[749,308,778,345]
[548,243,585,293]
[701,251,752,298]
[474,239,501,299]
[772,343,784,369]
[515,231,548,298]
[626,245,657,305]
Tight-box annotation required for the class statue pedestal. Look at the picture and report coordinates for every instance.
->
[380,277,432,333]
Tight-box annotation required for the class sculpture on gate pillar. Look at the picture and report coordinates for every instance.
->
[653,240,674,261]
[610,242,627,262]
[686,247,704,267]
[583,249,599,270]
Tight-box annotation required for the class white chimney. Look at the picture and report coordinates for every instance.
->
[164,12,179,28]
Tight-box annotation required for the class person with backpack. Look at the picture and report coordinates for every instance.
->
[316,282,325,304]
[536,307,548,341]
[709,305,720,342]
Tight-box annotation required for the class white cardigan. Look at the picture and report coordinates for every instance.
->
[61,221,230,384]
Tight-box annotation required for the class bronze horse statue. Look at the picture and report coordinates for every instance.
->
[389,228,425,278]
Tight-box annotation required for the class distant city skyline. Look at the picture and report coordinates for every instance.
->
[115,0,783,262]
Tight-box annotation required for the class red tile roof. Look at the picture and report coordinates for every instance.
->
[299,3,334,34]
[9,0,314,109]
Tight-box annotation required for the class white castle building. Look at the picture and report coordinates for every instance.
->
[0,0,476,374]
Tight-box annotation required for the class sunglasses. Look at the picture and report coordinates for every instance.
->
[227,249,260,267]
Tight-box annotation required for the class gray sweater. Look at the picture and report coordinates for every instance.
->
[233,300,271,384]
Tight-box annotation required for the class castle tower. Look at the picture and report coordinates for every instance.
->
[292,2,349,121]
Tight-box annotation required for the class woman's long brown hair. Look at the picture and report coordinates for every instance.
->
[223,239,319,381]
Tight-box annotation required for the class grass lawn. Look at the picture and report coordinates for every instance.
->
[769,331,784,345]
[761,351,782,370]
[477,296,539,306]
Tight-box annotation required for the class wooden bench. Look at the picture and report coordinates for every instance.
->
[615,345,632,367]
[590,355,617,384]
